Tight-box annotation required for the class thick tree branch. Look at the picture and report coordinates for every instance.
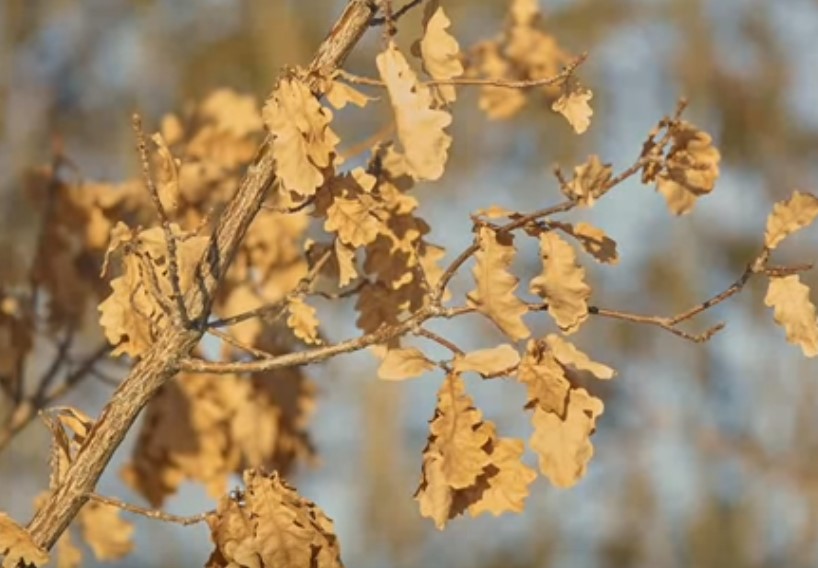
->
[25,0,380,551]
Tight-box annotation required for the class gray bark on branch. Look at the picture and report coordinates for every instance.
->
[25,0,379,551]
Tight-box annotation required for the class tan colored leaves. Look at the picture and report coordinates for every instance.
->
[263,75,339,197]
[468,228,530,341]
[764,275,818,358]
[552,87,594,134]
[453,345,520,377]
[764,191,818,250]
[530,232,590,334]
[325,195,383,247]
[376,42,453,181]
[415,375,536,528]
[98,223,209,358]
[77,501,135,562]
[378,347,435,381]
[287,297,321,345]
[649,121,721,215]
[556,221,619,264]
[0,513,49,568]
[530,388,604,488]
[562,155,612,206]
[418,6,464,105]
[206,469,342,568]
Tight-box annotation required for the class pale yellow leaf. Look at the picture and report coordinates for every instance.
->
[656,121,720,215]
[530,232,590,334]
[453,344,520,377]
[764,191,818,250]
[557,221,619,264]
[467,437,536,518]
[473,205,516,219]
[545,334,615,379]
[378,347,435,380]
[530,388,604,488]
[287,297,321,345]
[376,42,452,181]
[467,228,530,341]
[325,196,382,247]
[563,155,612,206]
[516,340,570,415]
[0,512,49,568]
[764,275,818,357]
[334,239,358,287]
[419,6,464,105]
[325,80,372,109]
[151,132,180,215]
[552,87,593,134]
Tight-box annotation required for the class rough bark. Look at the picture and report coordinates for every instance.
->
[26,0,379,551]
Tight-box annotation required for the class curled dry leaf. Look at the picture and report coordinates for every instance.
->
[376,41,453,181]
[516,339,571,415]
[555,221,619,264]
[418,6,464,105]
[655,121,720,215]
[530,232,590,334]
[325,79,372,110]
[467,228,530,341]
[453,344,521,377]
[563,155,612,207]
[0,512,49,568]
[287,297,321,345]
[325,195,383,248]
[334,239,358,287]
[545,334,615,380]
[263,75,340,197]
[206,469,342,568]
[552,87,593,134]
[764,190,818,250]
[529,387,604,488]
[764,275,818,358]
[414,375,536,529]
[377,347,436,381]
[151,132,180,215]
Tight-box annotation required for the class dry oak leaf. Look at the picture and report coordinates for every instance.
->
[473,205,517,219]
[0,512,49,568]
[334,239,359,287]
[530,387,604,488]
[325,79,372,110]
[656,121,720,215]
[200,88,264,138]
[764,275,818,358]
[287,297,321,345]
[324,195,383,248]
[530,231,591,334]
[263,76,340,196]
[556,221,619,265]
[206,469,342,568]
[428,374,492,489]
[453,344,521,377]
[552,87,593,134]
[764,190,818,250]
[78,501,135,562]
[151,132,181,215]
[54,529,82,568]
[516,339,571,415]
[467,227,531,341]
[466,437,537,518]
[510,0,540,25]
[98,224,209,357]
[473,42,526,120]
[545,334,615,380]
[563,155,612,207]
[376,41,453,181]
[378,347,436,381]
[418,6,464,105]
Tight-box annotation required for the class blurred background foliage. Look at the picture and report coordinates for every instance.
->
[2,0,818,566]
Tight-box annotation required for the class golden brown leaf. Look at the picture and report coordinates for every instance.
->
[552,87,593,134]
[467,228,530,341]
[376,42,452,181]
[418,6,464,105]
[764,191,818,250]
[545,334,615,380]
[530,388,604,488]
[263,76,339,196]
[563,155,612,206]
[530,232,590,334]
[287,297,321,345]
[453,344,520,377]
[516,339,570,415]
[466,437,537,518]
[556,221,619,264]
[0,512,49,568]
[764,275,818,357]
[377,347,436,381]
[656,121,720,215]
[324,195,383,248]
[334,239,358,287]
[325,80,372,110]
[207,469,342,568]
[78,502,134,561]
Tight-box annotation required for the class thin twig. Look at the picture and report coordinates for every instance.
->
[416,327,464,356]
[86,493,211,526]
[132,114,190,327]
[370,0,423,26]
[207,327,276,361]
